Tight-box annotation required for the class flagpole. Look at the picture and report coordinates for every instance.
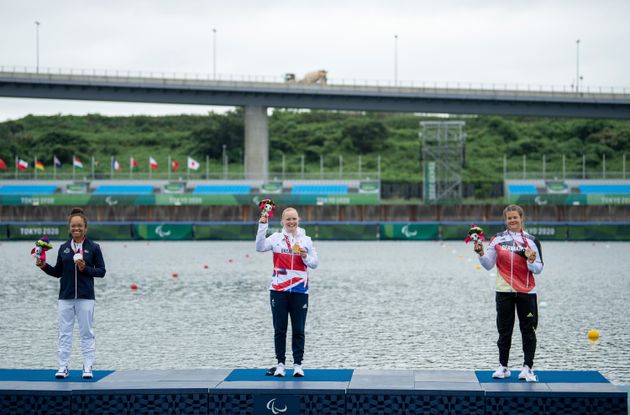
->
[168,156,172,180]
[73,155,76,180]
[129,157,132,179]
[110,156,114,180]
[91,156,94,180]
[14,156,17,179]
[53,155,57,179]
[187,157,190,181]
[149,156,152,180]
[205,155,209,179]
[34,156,37,179]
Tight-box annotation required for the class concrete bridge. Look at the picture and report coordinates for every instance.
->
[2,69,629,178]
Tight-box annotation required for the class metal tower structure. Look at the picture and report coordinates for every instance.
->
[420,121,466,204]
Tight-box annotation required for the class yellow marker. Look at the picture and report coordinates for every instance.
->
[587,329,600,341]
[475,265,481,270]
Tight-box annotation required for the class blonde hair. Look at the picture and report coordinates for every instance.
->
[503,204,525,220]
[281,207,299,219]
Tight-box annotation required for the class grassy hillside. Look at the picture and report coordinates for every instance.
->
[1,110,629,186]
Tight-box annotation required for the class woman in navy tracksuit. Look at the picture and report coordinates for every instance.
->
[36,207,106,379]
[256,207,318,377]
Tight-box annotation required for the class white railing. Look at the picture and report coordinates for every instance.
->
[1,65,629,97]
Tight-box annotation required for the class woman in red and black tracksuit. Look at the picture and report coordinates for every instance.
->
[36,207,106,380]
[474,204,544,382]
[256,207,318,378]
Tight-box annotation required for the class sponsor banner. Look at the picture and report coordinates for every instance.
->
[523,224,568,241]
[89,224,132,240]
[8,224,69,240]
[133,224,193,240]
[2,222,629,241]
[359,180,380,194]
[0,193,379,206]
[423,161,437,204]
[568,224,630,241]
[380,223,439,240]
[307,224,378,240]
[442,223,572,241]
[194,224,255,240]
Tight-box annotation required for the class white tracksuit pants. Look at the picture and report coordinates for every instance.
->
[58,299,95,369]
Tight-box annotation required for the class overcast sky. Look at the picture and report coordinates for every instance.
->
[1,0,629,121]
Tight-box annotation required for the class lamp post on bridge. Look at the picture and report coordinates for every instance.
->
[212,28,217,79]
[394,34,398,86]
[35,21,41,73]
[575,39,581,93]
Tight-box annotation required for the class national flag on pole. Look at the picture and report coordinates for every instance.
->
[187,157,200,170]
[0,158,8,170]
[35,160,45,171]
[54,156,62,168]
[130,157,139,169]
[149,157,158,170]
[73,156,84,169]
[172,159,180,172]
[17,158,29,171]
[112,158,122,172]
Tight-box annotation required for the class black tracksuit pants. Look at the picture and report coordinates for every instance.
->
[496,292,538,368]
[270,290,308,365]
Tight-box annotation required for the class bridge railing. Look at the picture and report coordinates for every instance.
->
[2,65,628,98]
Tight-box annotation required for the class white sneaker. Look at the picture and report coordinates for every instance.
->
[293,364,304,377]
[273,363,286,377]
[55,366,69,379]
[492,365,511,379]
[518,365,538,382]
[82,365,93,379]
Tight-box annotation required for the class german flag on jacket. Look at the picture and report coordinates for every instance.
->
[479,230,544,294]
[256,223,319,294]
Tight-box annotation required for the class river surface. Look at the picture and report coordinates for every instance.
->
[0,241,628,385]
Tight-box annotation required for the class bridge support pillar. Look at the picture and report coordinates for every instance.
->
[244,106,269,180]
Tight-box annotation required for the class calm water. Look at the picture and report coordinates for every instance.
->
[0,241,628,385]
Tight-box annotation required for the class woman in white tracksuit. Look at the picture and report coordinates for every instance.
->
[256,207,318,377]
[36,207,106,380]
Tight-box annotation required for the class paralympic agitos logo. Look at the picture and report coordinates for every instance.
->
[266,398,288,414]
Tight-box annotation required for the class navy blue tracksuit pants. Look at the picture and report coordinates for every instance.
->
[270,290,308,365]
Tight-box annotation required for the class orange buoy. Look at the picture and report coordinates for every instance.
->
[203,265,208,269]
[130,283,138,290]
[172,272,178,278]
[587,329,600,341]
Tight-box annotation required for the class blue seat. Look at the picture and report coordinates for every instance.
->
[0,185,58,195]
[507,184,538,195]
[93,185,154,195]
[578,184,630,194]
[291,185,349,194]
[193,185,251,194]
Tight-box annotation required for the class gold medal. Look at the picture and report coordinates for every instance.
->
[292,243,301,254]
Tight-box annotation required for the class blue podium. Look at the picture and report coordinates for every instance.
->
[0,368,626,414]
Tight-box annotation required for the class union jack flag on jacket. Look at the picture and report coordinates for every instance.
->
[256,223,319,294]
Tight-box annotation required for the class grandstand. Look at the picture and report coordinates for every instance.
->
[506,179,630,205]
[0,180,369,194]
[0,185,58,195]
